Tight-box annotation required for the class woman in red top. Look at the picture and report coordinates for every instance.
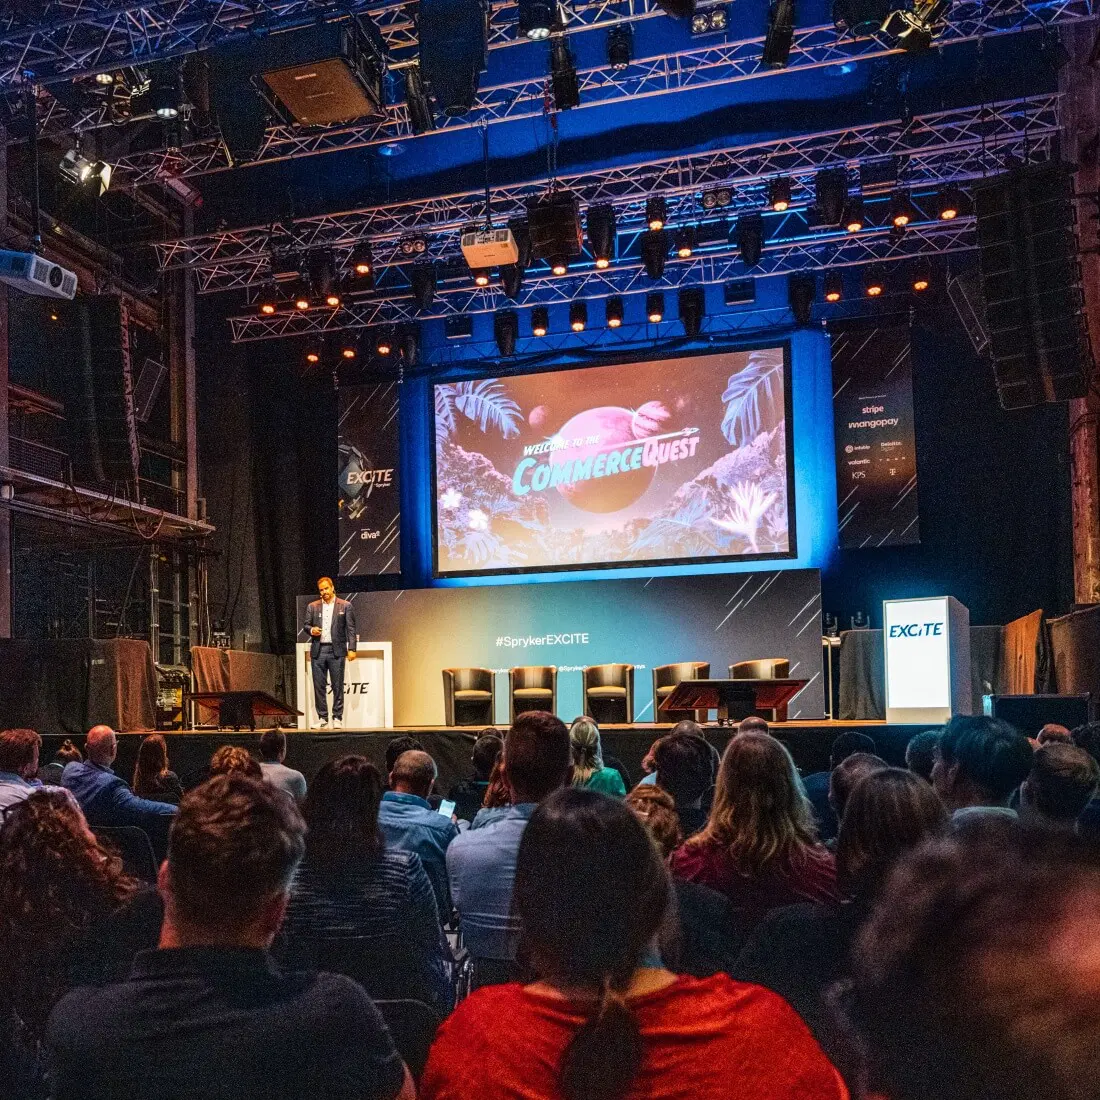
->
[669,733,838,929]
[421,787,846,1100]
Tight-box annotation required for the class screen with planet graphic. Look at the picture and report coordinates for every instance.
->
[433,344,794,575]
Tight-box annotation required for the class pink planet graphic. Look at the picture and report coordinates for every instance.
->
[549,402,669,513]
[528,405,550,428]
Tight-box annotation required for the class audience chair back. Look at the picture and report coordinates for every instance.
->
[653,662,711,723]
[583,664,635,725]
[374,999,444,1081]
[443,668,496,727]
[92,826,157,883]
[508,666,558,722]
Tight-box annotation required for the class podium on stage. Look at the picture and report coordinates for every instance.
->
[659,678,808,725]
[187,691,300,731]
[883,596,971,724]
[295,641,394,730]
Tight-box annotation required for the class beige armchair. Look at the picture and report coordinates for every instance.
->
[442,667,496,727]
[508,666,557,722]
[652,661,711,723]
[583,663,635,724]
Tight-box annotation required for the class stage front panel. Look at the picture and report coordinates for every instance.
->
[299,569,824,725]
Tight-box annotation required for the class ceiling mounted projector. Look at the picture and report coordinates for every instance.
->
[0,251,77,299]
[460,225,520,267]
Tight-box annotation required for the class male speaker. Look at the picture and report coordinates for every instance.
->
[302,576,358,728]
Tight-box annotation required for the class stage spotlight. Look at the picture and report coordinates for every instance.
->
[305,350,321,365]
[646,292,664,323]
[260,300,277,316]
[401,327,421,367]
[411,263,437,311]
[762,0,795,68]
[691,5,729,33]
[95,70,115,86]
[788,273,815,326]
[675,225,697,259]
[702,187,732,211]
[769,177,792,212]
[376,329,393,355]
[843,197,865,233]
[890,189,913,228]
[606,296,624,328]
[495,310,519,356]
[550,256,569,276]
[641,230,669,279]
[295,293,311,311]
[735,213,765,267]
[570,301,588,332]
[551,39,580,111]
[587,204,617,269]
[307,250,338,304]
[881,0,943,53]
[823,271,844,303]
[341,344,356,360]
[815,169,848,226]
[150,63,183,120]
[59,148,94,185]
[419,0,488,117]
[518,0,554,40]
[863,268,884,297]
[509,217,534,271]
[679,287,705,336]
[911,260,931,292]
[473,268,491,287]
[404,65,436,135]
[607,24,634,69]
[646,196,667,231]
[351,243,374,277]
[325,291,342,308]
[500,264,525,299]
[400,236,428,256]
[937,183,963,220]
[531,306,550,337]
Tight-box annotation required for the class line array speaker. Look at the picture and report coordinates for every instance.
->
[973,162,1093,410]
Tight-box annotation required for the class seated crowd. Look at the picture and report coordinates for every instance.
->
[1,708,1099,1099]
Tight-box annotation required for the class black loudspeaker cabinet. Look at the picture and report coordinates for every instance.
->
[972,163,1093,410]
[983,693,1091,736]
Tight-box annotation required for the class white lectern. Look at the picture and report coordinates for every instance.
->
[883,597,971,724]
[295,641,394,730]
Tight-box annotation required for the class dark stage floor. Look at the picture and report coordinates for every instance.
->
[41,721,922,795]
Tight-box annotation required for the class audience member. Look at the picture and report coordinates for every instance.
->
[62,727,176,848]
[448,730,503,823]
[38,738,82,786]
[734,769,947,1057]
[651,730,715,837]
[468,755,514,829]
[0,728,43,814]
[378,749,459,917]
[1020,743,1099,828]
[132,734,184,805]
[208,744,263,780]
[568,716,626,796]
[737,716,771,735]
[827,752,888,837]
[1072,721,1100,836]
[932,715,1033,822]
[278,755,451,1009]
[800,732,876,842]
[258,729,307,802]
[46,774,413,1100]
[1036,723,1072,746]
[446,711,571,982]
[904,729,940,782]
[385,734,424,778]
[0,790,147,1043]
[423,787,846,1100]
[844,826,1100,1100]
[670,734,838,931]
[626,784,747,976]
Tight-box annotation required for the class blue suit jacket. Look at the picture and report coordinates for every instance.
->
[62,760,177,831]
[302,597,358,659]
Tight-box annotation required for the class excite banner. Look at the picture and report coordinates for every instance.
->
[338,383,401,576]
[433,345,795,576]
[831,321,919,550]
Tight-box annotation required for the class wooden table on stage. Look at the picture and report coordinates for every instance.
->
[186,691,301,731]
[659,678,809,724]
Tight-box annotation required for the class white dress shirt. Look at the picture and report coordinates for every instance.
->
[320,599,335,643]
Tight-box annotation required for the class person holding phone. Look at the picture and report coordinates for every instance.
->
[302,577,358,730]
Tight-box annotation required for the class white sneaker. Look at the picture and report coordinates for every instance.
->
[317,719,328,729]
[333,717,343,729]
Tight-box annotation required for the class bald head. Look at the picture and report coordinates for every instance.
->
[86,725,118,767]
[391,750,437,798]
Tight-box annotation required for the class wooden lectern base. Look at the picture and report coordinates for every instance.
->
[658,678,810,724]
[187,691,301,731]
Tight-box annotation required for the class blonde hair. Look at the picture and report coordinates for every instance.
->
[689,732,821,875]
[569,716,603,787]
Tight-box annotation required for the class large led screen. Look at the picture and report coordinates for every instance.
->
[433,344,794,575]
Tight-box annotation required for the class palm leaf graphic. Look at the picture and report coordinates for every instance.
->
[451,379,522,438]
[721,351,784,446]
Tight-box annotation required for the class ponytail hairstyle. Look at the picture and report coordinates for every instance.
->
[514,787,670,1100]
[568,716,603,787]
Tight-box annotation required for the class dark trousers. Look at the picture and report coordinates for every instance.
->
[312,645,345,719]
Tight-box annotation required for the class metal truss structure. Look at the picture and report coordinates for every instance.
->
[102,0,1090,186]
[155,95,1057,291]
[227,216,976,341]
[2,0,712,87]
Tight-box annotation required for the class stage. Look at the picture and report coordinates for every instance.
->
[40,720,923,795]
